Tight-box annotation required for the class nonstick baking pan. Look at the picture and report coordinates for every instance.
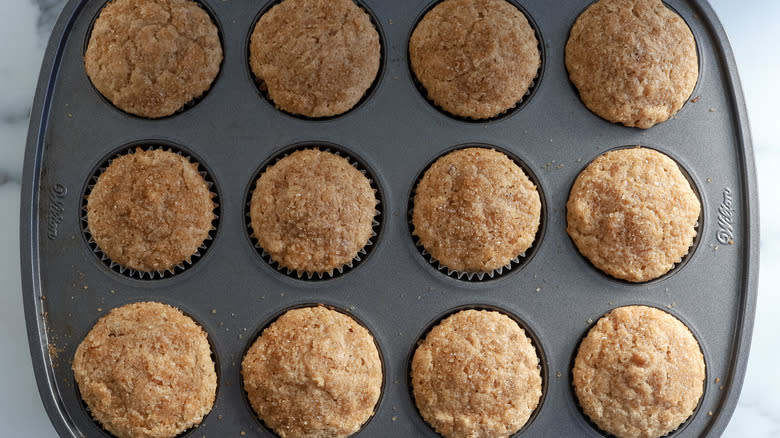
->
[21,0,758,436]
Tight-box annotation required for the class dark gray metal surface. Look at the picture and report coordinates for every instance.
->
[21,0,758,437]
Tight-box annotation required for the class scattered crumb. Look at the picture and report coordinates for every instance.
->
[556,372,562,378]
[388,18,393,25]
[709,107,716,112]
[708,411,713,416]
[392,416,398,422]
[587,318,593,324]
[715,377,721,383]
[691,96,700,103]
[211,309,217,314]
[535,287,541,292]
[706,177,712,183]
[48,343,62,362]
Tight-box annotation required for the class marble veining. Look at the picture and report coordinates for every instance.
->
[0,0,777,437]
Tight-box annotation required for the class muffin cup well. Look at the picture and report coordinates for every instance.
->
[245,143,384,280]
[564,145,703,285]
[563,0,702,129]
[245,0,386,120]
[408,144,546,282]
[568,304,708,438]
[407,304,548,437]
[82,0,224,119]
[240,303,386,438]
[407,0,545,122]
[73,300,220,438]
[81,143,221,280]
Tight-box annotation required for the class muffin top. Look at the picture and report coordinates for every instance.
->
[72,302,217,438]
[87,148,215,273]
[84,0,222,118]
[413,148,540,273]
[241,306,382,438]
[566,147,700,282]
[565,0,698,128]
[409,0,540,119]
[249,149,377,276]
[412,309,542,438]
[573,306,705,438]
[249,0,380,117]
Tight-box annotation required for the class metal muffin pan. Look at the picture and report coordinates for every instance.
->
[21,0,757,437]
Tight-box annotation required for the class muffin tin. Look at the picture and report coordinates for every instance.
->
[21,0,758,437]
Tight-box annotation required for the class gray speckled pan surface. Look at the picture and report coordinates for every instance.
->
[21,0,758,437]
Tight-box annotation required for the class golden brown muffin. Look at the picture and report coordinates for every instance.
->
[565,0,698,128]
[73,302,217,438]
[412,309,542,438]
[242,306,382,438]
[409,0,540,119]
[249,148,377,276]
[249,0,381,117]
[412,148,541,274]
[87,148,216,274]
[573,306,705,438]
[84,0,222,118]
[566,147,699,282]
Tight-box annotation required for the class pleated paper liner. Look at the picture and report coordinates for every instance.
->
[244,142,384,281]
[408,144,547,282]
[80,142,221,280]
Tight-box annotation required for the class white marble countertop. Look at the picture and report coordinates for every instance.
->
[1,0,777,436]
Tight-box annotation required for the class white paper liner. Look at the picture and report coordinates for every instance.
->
[245,146,382,280]
[81,145,219,280]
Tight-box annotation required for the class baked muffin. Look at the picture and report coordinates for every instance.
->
[573,306,705,438]
[566,147,700,282]
[87,148,216,274]
[412,309,542,438]
[412,147,541,274]
[249,148,377,277]
[249,0,381,117]
[409,0,540,119]
[565,0,698,128]
[242,306,382,438]
[84,0,223,118]
[73,302,217,438]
